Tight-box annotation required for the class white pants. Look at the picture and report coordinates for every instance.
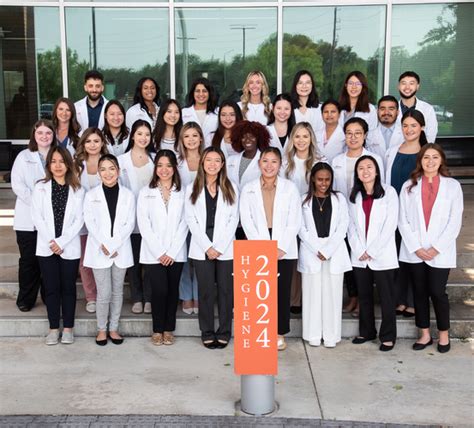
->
[301,263,343,346]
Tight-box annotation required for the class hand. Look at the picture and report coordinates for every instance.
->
[49,240,63,255]
[415,248,433,261]
[159,254,174,266]
[110,251,118,258]
[277,249,286,260]
[317,251,327,261]
[100,244,110,256]
[426,247,439,259]
[206,247,221,260]
[358,251,372,262]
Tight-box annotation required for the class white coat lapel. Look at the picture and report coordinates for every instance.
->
[356,193,367,247]
[426,176,446,237]
[254,181,270,239]
[98,186,113,237]
[328,194,339,236]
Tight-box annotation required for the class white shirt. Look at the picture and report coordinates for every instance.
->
[316,126,346,163]
[294,106,324,133]
[182,106,219,147]
[238,101,269,126]
[339,103,378,131]
[126,102,159,130]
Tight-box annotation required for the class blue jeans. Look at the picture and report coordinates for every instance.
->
[179,260,199,301]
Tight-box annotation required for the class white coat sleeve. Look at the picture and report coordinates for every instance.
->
[424,106,438,144]
[319,195,349,259]
[347,202,366,260]
[398,184,422,254]
[107,193,136,254]
[239,187,261,241]
[11,155,34,206]
[298,200,322,255]
[278,185,302,254]
[83,192,115,252]
[213,193,240,255]
[166,198,189,260]
[31,185,54,245]
[54,189,85,250]
[184,188,213,253]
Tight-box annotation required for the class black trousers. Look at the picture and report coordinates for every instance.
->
[277,259,295,336]
[353,267,397,342]
[344,238,358,298]
[395,230,414,308]
[146,263,184,333]
[16,231,42,309]
[129,233,151,303]
[193,259,233,342]
[38,255,79,329]
[408,263,450,331]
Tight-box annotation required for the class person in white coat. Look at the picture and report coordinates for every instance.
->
[348,155,399,351]
[238,70,272,126]
[137,150,188,346]
[399,144,463,353]
[73,128,109,313]
[290,70,323,134]
[84,154,135,346]
[126,77,160,130]
[31,146,84,345]
[316,100,346,163]
[397,71,438,143]
[152,99,183,154]
[240,147,302,351]
[102,100,130,157]
[74,70,108,131]
[210,100,243,158]
[267,93,296,153]
[182,77,218,146]
[338,71,377,131]
[118,120,155,314]
[298,162,351,348]
[185,147,239,349]
[52,97,80,156]
[12,120,57,312]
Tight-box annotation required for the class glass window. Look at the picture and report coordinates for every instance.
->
[0,6,61,139]
[175,7,277,106]
[390,3,474,136]
[283,5,386,104]
[65,7,169,110]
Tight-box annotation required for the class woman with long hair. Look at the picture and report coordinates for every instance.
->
[240,147,302,351]
[126,77,160,129]
[211,100,243,158]
[185,147,239,349]
[399,144,463,353]
[31,146,84,345]
[118,120,155,314]
[298,162,351,348]
[290,70,323,134]
[152,99,183,154]
[238,70,272,126]
[182,77,218,146]
[338,71,377,131]
[12,120,57,312]
[52,97,80,156]
[267,93,296,153]
[102,100,130,157]
[348,155,399,351]
[137,150,188,346]
[84,154,135,346]
[315,100,346,163]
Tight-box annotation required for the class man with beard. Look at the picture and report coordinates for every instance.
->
[366,95,404,159]
[397,71,438,143]
[74,70,109,131]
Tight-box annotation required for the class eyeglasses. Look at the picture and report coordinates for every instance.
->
[345,131,364,138]
[346,82,363,87]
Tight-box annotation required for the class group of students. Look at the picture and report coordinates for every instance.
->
[11,68,462,354]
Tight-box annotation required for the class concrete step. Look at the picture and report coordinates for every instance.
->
[0,296,472,340]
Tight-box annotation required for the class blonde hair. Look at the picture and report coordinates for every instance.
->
[177,122,205,162]
[240,71,272,119]
[284,122,322,183]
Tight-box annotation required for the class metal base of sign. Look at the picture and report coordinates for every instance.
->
[240,375,276,416]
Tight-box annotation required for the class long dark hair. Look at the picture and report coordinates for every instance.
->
[211,100,243,148]
[339,71,370,113]
[102,100,129,147]
[125,120,154,159]
[186,77,217,113]
[303,162,336,205]
[28,120,57,152]
[149,149,181,191]
[349,155,385,203]
[267,93,296,136]
[290,70,320,109]
[74,128,108,176]
[152,99,183,152]
[52,97,80,147]
[401,109,428,147]
[133,77,160,119]
[41,145,81,191]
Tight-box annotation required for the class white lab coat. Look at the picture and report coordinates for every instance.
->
[218,137,239,159]
[227,151,262,191]
[298,193,352,275]
[397,99,438,143]
[332,148,385,199]
[237,101,269,126]
[366,124,404,160]
[177,158,198,188]
[267,123,288,154]
[347,184,399,270]
[11,149,46,231]
[31,181,84,259]
[281,155,326,196]
[181,106,218,147]
[339,103,378,131]
[185,182,239,261]
[74,96,108,131]
[83,184,135,269]
[315,126,346,163]
[137,185,188,264]
[106,136,130,158]
[398,176,463,268]
[126,102,159,130]
[294,106,324,134]
[240,177,302,260]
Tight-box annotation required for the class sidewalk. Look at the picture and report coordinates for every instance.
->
[1,337,472,426]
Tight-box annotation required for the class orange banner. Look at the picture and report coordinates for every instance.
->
[233,240,278,375]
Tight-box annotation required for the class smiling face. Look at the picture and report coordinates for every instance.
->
[35,125,54,150]
[247,74,264,97]
[296,74,313,99]
[357,158,377,186]
[156,155,174,183]
[241,132,258,155]
[421,148,442,176]
[313,168,332,197]
[259,151,281,179]
[84,133,104,156]
[49,151,67,182]
[99,159,119,187]
[141,79,157,103]
[182,128,202,151]
[163,103,180,127]
[322,103,340,127]
[203,151,224,178]
[105,104,124,129]
[402,117,423,143]
[378,101,398,126]
[132,125,151,150]
[398,76,419,99]
[194,84,209,107]
[293,127,311,153]
[273,99,292,123]
[84,78,104,102]
[220,106,237,130]
[346,75,363,99]
[345,122,366,152]
[55,102,72,124]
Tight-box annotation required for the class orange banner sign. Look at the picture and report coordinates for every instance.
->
[234,240,278,375]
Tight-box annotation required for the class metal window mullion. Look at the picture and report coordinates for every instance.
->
[383,0,392,95]
[169,0,176,99]
[59,0,69,97]
[276,0,283,94]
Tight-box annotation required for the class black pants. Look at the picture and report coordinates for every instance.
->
[395,230,414,308]
[193,259,233,342]
[38,255,79,329]
[16,231,42,309]
[344,238,357,298]
[277,259,295,335]
[353,267,397,342]
[408,263,450,331]
[129,234,151,303]
[146,263,184,333]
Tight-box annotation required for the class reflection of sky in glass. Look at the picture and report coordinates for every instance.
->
[34,7,60,52]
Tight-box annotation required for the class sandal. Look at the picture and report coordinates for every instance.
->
[151,333,163,346]
[163,332,175,345]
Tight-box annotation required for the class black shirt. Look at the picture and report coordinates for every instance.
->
[279,135,287,149]
[87,96,104,128]
[312,195,332,238]
[103,183,119,236]
[51,179,69,238]
[205,186,218,241]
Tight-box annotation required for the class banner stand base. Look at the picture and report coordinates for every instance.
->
[238,375,277,416]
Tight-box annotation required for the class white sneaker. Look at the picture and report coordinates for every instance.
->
[85,301,96,313]
[132,302,143,314]
[309,340,321,347]
[144,302,152,314]
[45,330,59,346]
[61,331,74,344]
[193,307,199,315]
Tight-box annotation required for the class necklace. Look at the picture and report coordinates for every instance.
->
[316,196,327,212]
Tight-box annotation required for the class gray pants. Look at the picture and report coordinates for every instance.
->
[93,265,126,331]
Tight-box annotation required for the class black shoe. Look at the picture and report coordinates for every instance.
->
[402,310,415,318]
[379,343,395,352]
[437,341,450,353]
[290,306,302,315]
[203,339,217,349]
[18,304,32,312]
[412,338,433,351]
[95,338,107,346]
[352,336,376,344]
[395,309,404,316]
[216,340,229,349]
[108,335,124,345]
